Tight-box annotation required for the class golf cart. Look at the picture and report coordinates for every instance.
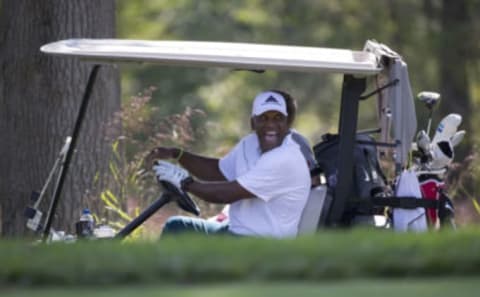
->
[26,39,454,241]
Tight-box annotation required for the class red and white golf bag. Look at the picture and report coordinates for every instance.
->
[415,113,464,228]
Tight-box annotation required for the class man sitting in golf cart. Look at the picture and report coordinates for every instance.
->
[147,90,312,238]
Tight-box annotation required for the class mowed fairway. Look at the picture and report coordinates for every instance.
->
[2,278,479,297]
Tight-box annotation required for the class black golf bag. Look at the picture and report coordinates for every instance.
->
[313,133,389,225]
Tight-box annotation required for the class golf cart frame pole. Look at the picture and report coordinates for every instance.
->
[325,75,366,226]
[42,65,101,241]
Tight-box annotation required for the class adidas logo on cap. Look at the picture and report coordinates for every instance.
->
[252,91,288,116]
[263,95,281,106]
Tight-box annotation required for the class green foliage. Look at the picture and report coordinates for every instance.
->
[94,87,221,236]
[115,0,475,148]
[445,154,480,220]
[1,229,480,286]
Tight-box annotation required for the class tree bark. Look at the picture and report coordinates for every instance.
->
[0,0,120,236]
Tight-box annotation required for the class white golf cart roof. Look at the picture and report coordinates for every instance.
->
[41,39,383,75]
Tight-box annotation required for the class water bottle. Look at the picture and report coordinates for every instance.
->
[75,208,95,238]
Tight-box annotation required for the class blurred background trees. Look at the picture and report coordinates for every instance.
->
[115,0,480,226]
[116,0,479,154]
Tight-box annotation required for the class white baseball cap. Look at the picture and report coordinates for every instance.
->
[251,91,288,116]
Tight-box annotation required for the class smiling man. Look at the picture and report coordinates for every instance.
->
[146,90,311,238]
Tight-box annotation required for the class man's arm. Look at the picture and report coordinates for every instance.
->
[184,180,253,204]
[176,150,226,181]
[146,147,226,181]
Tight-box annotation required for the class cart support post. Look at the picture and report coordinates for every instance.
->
[42,65,101,241]
[326,75,366,226]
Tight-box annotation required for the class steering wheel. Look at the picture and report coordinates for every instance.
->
[160,181,200,216]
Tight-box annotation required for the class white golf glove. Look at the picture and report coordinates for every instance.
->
[152,160,190,190]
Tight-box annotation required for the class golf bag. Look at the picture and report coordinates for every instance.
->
[313,133,388,225]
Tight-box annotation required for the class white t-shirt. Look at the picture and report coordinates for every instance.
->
[219,133,311,238]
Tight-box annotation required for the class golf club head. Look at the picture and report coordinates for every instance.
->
[25,206,43,232]
[417,91,440,110]
[416,130,431,154]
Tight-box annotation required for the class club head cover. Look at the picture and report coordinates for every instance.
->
[432,113,462,144]
[430,140,453,169]
[450,130,466,148]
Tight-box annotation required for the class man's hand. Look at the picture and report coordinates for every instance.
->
[153,160,190,190]
[145,147,179,167]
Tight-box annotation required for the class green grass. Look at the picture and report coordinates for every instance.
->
[2,278,480,297]
[1,228,479,287]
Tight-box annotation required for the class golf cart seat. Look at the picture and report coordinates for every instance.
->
[297,185,328,235]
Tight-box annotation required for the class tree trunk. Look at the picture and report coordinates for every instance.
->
[0,0,120,237]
